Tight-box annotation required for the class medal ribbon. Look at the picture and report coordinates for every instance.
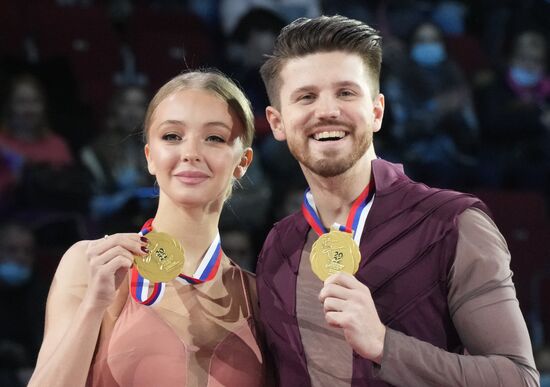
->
[302,182,375,245]
[176,233,222,285]
[130,218,223,305]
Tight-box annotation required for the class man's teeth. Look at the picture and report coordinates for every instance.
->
[313,131,346,141]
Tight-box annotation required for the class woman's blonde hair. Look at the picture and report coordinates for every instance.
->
[143,70,254,148]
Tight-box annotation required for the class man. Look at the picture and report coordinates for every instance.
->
[256,15,540,386]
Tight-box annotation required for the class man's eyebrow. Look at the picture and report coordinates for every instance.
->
[332,80,362,89]
[290,81,362,95]
[290,85,318,97]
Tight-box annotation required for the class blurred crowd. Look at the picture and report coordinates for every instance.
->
[0,0,549,385]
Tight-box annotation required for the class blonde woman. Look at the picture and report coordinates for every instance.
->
[29,70,270,387]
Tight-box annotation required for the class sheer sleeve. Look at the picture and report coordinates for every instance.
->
[376,208,539,386]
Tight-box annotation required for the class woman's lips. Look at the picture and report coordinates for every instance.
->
[174,171,209,184]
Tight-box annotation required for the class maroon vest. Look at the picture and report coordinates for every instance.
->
[256,159,487,386]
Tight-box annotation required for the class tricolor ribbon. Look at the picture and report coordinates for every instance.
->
[130,218,223,305]
[175,233,222,285]
[302,182,375,245]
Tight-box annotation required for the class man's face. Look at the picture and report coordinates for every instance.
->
[9,81,46,133]
[511,41,546,74]
[266,51,384,178]
[113,87,148,134]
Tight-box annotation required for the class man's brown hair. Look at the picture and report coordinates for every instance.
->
[260,15,382,108]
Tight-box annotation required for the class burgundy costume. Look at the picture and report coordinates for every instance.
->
[256,159,487,386]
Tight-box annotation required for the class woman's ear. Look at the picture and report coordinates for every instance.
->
[144,143,155,175]
[234,147,253,179]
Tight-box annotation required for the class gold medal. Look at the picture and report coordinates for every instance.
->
[134,231,185,282]
[310,229,361,281]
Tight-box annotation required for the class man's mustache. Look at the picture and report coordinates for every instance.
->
[305,120,354,132]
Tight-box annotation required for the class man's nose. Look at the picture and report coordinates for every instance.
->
[314,95,341,120]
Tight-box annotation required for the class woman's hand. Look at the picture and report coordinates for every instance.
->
[83,233,147,309]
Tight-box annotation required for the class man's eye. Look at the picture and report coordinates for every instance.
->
[206,135,225,143]
[339,89,355,97]
[298,94,315,102]
[162,133,181,141]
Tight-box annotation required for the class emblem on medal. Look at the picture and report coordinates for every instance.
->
[134,231,185,282]
[310,228,360,281]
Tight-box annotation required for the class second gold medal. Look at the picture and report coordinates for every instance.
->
[310,229,360,281]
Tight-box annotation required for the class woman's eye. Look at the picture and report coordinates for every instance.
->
[162,133,181,141]
[206,135,225,143]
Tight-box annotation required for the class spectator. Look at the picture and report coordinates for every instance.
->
[0,74,90,213]
[476,30,550,190]
[0,74,72,168]
[375,0,432,40]
[431,1,493,88]
[80,84,155,232]
[383,21,479,189]
[0,220,47,387]
[224,8,286,141]
[219,0,320,36]
[536,346,550,387]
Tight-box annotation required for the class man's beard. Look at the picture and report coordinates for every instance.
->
[288,129,372,178]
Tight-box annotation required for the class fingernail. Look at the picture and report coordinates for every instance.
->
[140,237,149,243]
[141,246,149,253]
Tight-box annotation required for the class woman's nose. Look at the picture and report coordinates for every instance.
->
[181,139,202,162]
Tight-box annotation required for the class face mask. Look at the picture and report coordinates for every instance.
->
[432,2,466,36]
[411,42,446,67]
[0,262,32,287]
[509,66,543,87]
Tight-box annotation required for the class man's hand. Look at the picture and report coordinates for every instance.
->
[319,272,386,363]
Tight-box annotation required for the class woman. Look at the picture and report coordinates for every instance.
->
[0,74,74,206]
[0,74,73,168]
[0,74,93,213]
[29,70,270,387]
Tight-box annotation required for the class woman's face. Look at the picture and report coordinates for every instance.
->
[145,88,252,208]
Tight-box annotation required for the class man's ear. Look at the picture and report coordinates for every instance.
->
[266,106,286,141]
[144,143,155,175]
[233,147,253,179]
[372,93,385,133]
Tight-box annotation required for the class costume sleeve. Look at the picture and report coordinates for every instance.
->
[375,207,540,387]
